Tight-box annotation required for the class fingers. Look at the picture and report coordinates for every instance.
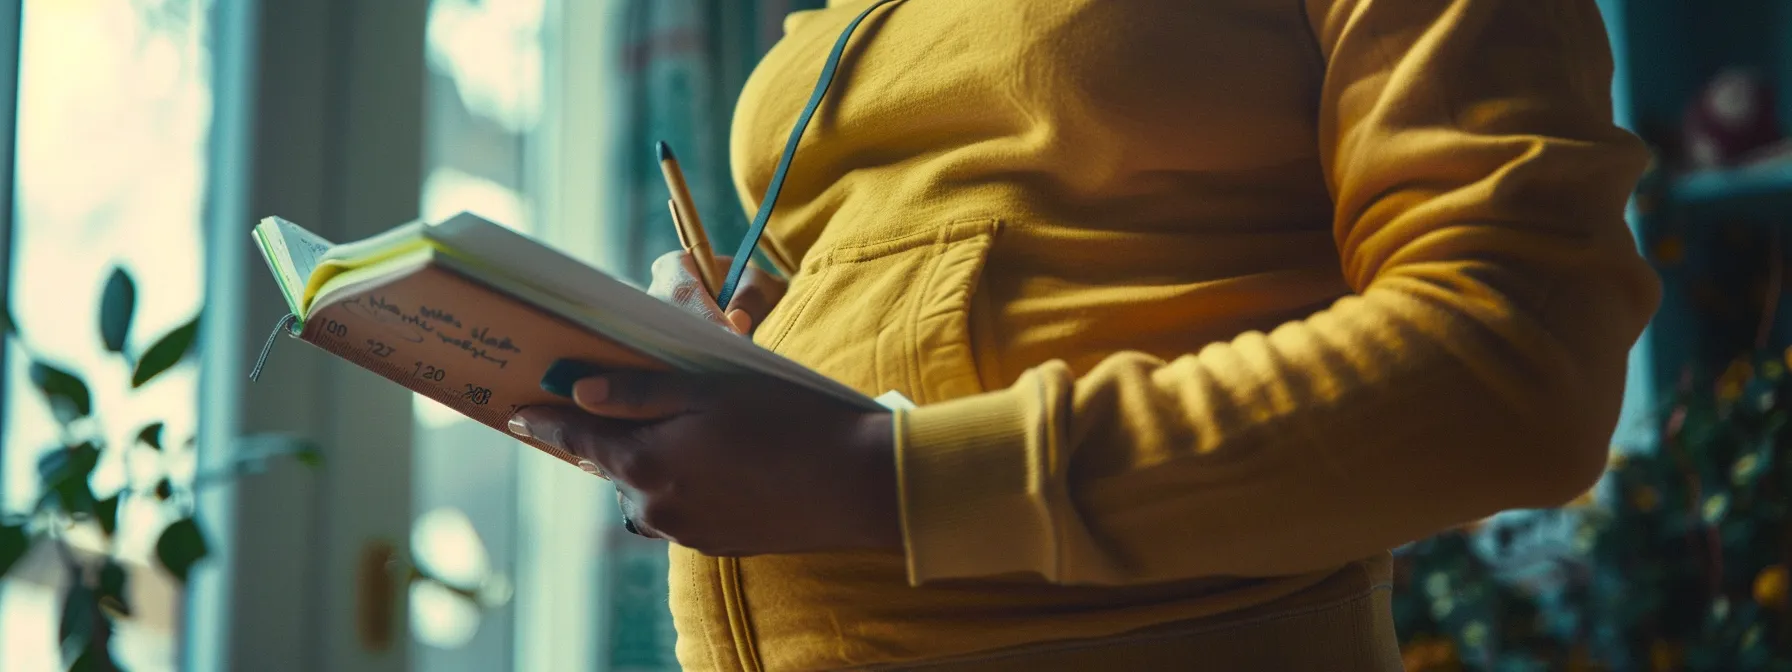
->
[648,252,727,326]
[617,490,659,539]
[647,250,697,296]
[541,359,707,420]
[572,369,707,420]
[648,251,788,336]
[725,309,753,335]
[723,266,787,332]
[508,405,670,491]
[508,405,636,473]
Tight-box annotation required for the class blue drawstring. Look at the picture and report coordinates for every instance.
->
[716,0,906,309]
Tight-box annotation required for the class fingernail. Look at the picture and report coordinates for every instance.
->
[577,459,606,478]
[540,359,608,398]
[507,414,533,439]
[572,377,610,406]
[725,309,752,335]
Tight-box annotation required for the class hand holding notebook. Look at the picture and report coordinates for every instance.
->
[511,228,901,553]
[249,208,906,554]
[250,211,907,473]
[511,363,904,555]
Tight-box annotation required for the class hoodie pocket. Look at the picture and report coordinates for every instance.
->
[756,218,1000,407]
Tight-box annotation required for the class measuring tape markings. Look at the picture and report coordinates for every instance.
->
[299,303,590,470]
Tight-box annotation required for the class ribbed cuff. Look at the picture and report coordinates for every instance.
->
[895,384,1055,585]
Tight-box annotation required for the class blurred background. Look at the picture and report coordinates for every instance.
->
[0,0,1788,671]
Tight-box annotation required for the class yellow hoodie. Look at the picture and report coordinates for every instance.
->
[671,0,1660,669]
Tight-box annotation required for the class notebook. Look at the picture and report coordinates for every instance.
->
[252,211,893,470]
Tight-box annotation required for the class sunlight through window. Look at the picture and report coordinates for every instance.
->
[0,1,210,670]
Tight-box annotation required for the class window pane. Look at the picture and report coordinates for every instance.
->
[410,0,543,668]
[0,0,211,669]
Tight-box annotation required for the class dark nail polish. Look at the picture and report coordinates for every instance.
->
[540,359,609,398]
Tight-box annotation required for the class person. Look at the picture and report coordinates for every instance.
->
[506,0,1660,668]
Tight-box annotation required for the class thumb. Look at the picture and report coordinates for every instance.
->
[722,265,786,333]
[724,309,753,335]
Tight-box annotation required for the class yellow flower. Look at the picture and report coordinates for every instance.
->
[1734,454,1761,484]
[1718,358,1753,401]
[1756,565,1789,609]
[1704,494,1729,523]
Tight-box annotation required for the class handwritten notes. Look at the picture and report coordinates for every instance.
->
[435,331,517,368]
[345,294,525,369]
[419,306,462,329]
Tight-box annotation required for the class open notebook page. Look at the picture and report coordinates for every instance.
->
[253,217,338,316]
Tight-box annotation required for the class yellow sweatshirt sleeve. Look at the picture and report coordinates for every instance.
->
[893,0,1660,586]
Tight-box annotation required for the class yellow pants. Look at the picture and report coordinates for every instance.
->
[870,567,1401,672]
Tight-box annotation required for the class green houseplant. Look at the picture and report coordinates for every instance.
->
[0,266,316,670]
[1393,349,1792,671]
[0,265,516,669]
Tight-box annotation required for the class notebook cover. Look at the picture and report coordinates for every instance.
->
[295,261,668,470]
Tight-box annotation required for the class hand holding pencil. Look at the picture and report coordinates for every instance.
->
[657,141,726,293]
[655,141,786,335]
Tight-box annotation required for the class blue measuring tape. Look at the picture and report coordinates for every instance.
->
[715,0,906,309]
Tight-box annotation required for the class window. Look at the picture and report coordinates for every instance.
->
[0,1,212,670]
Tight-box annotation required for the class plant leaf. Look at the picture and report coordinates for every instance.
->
[136,422,165,450]
[98,559,131,618]
[98,266,135,353]
[59,582,96,663]
[94,495,120,536]
[38,443,100,516]
[55,480,97,519]
[155,517,208,582]
[29,362,91,423]
[296,447,324,467]
[131,315,200,388]
[0,523,26,577]
[69,645,118,672]
[37,448,69,482]
[38,442,100,482]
